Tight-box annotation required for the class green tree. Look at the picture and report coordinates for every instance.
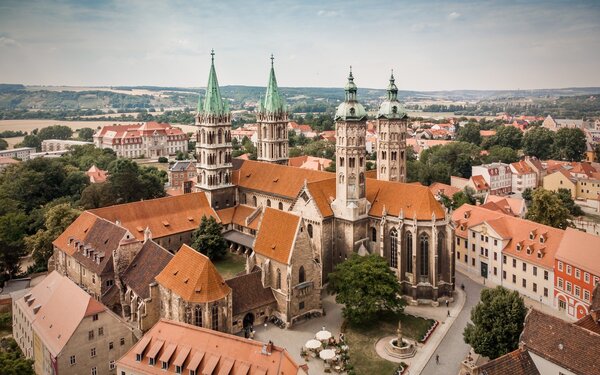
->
[485,126,523,150]
[107,159,144,204]
[0,138,7,150]
[463,286,526,360]
[0,338,35,375]
[522,127,555,159]
[556,188,584,217]
[0,212,29,279]
[456,123,482,145]
[37,125,73,141]
[191,215,227,261]
[16,134,41,150]
[77,127,95,141]
[525,188,571,229]
[452,187,476,209]
[522,187,533,203]
[328,254,405,325]
[552,128,587,161]
[484,146,519,164]
[79,183,115,209]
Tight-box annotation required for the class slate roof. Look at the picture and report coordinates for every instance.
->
[521,309,600,375]
[121,240,173,299]
[169,161,193,172]
[226,271,276,316]
[476,349,540,375]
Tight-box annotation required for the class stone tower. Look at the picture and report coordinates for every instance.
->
[376,71,408,182]
[195,51,235,209]
[331,68,370,256]
[257,55,288,165]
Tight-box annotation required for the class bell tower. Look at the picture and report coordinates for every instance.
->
[257,55,288,164]
[195,50,235,209]
[376,71,408,182]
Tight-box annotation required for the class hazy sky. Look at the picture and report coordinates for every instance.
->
[0,0,599,90]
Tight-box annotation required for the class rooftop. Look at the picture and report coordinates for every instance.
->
[121,240,173,300]
[555,227,600,274]
[254,208,301,264]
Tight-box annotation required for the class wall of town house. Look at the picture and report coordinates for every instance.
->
[12,297,33,359]
[554,259,599,319]
[54,249,107,300]
[503,253,553,306]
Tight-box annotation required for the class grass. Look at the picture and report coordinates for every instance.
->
[214,252,247,279]
[343,311,435,374]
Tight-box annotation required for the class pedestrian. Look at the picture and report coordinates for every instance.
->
[436,354,440,365]
[447,310,450,317]
[249,330,255,339]
[445,300,449,308]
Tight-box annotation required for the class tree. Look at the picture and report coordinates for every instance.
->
[456,123,482,145]
[485,126,523,150]
[522,127,555,160]
[328,254,405,325]
[16,134,41,150]
[77,127,95,141]
[452,187,476,209]
[0,212,29,279]
[525,188,571,229]
[191,216,227,260]
[79,183,115,209]
[0,138,7,150]
[552,128,587,161]
[522,187,533,203]
[107,159,144,204]
[556,188,584,217]
[0,338,35,375]
[463,286,526,359]
[37,125,73,141]
[484,146,519,164]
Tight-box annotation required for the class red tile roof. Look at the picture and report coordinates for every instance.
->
[555,227,600,275]
[428,182,461,198]
[476,349,540,375]
[254,208,301,264]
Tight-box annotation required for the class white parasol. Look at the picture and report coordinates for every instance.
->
[316,330,332,341]
[305,339,322,350]
[319,349,336,361]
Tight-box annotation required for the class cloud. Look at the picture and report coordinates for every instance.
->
[0,36,20,47]
[447,11,461,21]
[317,10,339,17]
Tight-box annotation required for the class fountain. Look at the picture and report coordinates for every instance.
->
[384,321,416,359]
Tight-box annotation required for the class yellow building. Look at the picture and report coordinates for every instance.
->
[543,170,577,198]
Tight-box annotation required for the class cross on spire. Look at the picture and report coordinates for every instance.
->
[270,54,274,67]
[211,49,215,63]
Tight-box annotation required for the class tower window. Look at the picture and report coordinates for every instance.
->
[307,224,313,238]
[349,158,355,168]
[339,157,344,167]
[299,266,306,283]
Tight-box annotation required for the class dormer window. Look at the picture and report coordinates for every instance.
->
[537,251,543,259]
[516,244,521,251]
[162,361,169,370]
[149,357,155,366]
[136,354,142,362]
[529,232,535,240]
[540,236,545,243]
[526,247,532,255]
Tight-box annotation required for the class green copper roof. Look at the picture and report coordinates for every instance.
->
[335,66,366,121]
[199,50,228,116]
[260,55,286,114]
[378,70,407,119]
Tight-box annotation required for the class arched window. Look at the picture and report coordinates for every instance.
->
[307,224,313,238]
[276,269,281,289]
[266,199,271,207]
[406,232,413,273]
[371,227,377,242]
[252,196,257,207]
[241,193,247,204]
[211,304,219,330]
[437,233,444,275]
[194,305,202,327]
[299,266,305,283]
[420,234,429,277]
[390,228,398,268]
[278,202,283,210]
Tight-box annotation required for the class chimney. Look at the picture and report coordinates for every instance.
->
[144,227,152,242]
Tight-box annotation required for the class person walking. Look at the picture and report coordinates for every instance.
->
[436,354,440,365]
[445,300,449,308]
[447,310,450,317]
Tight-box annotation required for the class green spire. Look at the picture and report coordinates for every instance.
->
[261,54,285,114]
[199,49,227,116]
[387,70,398,101]
[344,66,358,102]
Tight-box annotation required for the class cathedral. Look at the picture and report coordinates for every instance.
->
[51,52,455,337]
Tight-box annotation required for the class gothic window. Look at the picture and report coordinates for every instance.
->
[391,152,397,161]
[349,158,355,168]
[262,127,267,138]
[211,305,219,330]
[437,233,444,275]
[381,151,387,160]
[194,305,202,327]
[307,224,313,238]
[252,196,257,207]
[401,151,405,160]
[371,227,377,242]
[278,202,283,210]
[359,157,363,167]
[266,199,271,207]
[339,157,344,167]
[276,269,281,289]
[359,173,365,184]
[390,228,398,268]
[299,266,305,283]
[406,232,413,273]
[420,234,429,276]
[217,129,223,144]
[339,173,344,184]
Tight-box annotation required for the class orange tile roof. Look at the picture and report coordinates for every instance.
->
[90,192,219,241]
[367,178,446,220]
[288,155,333,171]
[480,130,497,137]
[86,165,108,183]
[156,244,231,303]
[453,204,563,268]
[254,208,301,264]
[216,204,261,230]
[117,319,302,375]
[485,195,525,216]
[233,160,333,199]
[305,178,337,218]
[555,228,600,274]
[471,175,489,191]
[428,182,461,198]
[510,160,534,175]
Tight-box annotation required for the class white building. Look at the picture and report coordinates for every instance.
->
[510,160,537,193]
[93,122,188,159]
[0,147,36,160]
[472,162,512,195]
[41,139,93,152]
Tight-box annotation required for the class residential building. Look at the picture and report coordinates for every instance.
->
[451,175,490,196]
[510,160,537,193]
[481,194,527,218]
[288,155,332,171]
[117,319,306,375]
[41,139,93,152]
[11,271,134,375]
[523,156,546,187]
[544,165,600,200]
[453,204,563,307]
[86,165,108,184]
[554,228,600,320]
[93,122,188,158]
[167,161,196,193]
[0,156,20,172]
[472,163,512,195]
[0,147,35,160]
[542,115,592,131]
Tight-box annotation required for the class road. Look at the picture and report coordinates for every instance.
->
[420,272,484,375]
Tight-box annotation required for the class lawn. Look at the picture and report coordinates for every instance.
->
[213,252,247,279]
[343,311,435,374]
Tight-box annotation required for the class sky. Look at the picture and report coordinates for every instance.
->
[0,0,599,91]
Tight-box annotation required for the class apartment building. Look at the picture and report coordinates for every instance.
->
[472,163,512,195]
